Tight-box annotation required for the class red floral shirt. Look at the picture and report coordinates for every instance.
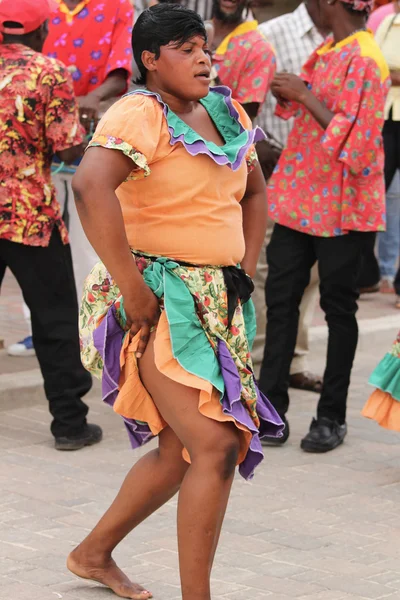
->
[0,44,84,246]
[268,31,390,237]
[213,21,276,107]
[43,0,133,98]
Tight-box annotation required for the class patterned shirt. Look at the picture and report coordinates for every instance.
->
[268,31,390,237]
[212,21,276,107]
[0,44,84,247]
[257,3,324,148]
[43,0,133,97]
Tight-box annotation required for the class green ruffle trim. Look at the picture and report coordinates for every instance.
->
[120,257,256,391]
[369,353,400,403]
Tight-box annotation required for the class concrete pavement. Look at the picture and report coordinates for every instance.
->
[1,272,400,599]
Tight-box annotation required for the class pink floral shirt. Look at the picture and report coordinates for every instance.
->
[268,31,390,237]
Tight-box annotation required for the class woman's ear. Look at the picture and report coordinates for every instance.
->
[141,50,158,74]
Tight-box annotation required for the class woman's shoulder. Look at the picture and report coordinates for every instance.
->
[101,90,165,124]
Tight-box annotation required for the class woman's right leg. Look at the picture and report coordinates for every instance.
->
[68,332,241,600]
[138,339,241,600]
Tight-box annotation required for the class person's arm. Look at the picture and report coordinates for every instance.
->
[271,73,335,130]
[78,69,129,122]
[256,140,282,182]
[72,146,160,358]
[57,145,84,164]
[242,102,260,121]
[44,64,86,164]
[235,40,277,123]
[240,162,268,278]
[78,0,133,127]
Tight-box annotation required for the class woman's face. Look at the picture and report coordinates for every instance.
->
[147,35,212,101]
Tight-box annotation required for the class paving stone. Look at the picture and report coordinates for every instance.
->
[1,327,400,599]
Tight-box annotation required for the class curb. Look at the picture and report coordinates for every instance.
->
[1,316,398,412]
[0,365,101,412]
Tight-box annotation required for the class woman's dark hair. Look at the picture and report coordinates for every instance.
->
[132,4,207,86]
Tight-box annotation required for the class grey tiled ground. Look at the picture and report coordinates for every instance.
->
[1,328,400,599]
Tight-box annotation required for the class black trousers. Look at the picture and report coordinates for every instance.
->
[0,231,92,437]
[359,115,400,288]
[258,224,375,424]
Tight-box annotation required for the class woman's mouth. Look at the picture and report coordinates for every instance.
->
[195,71,211,82]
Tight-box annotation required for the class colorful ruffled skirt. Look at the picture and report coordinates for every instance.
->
[79,253,284,480]
[362,331,400,430]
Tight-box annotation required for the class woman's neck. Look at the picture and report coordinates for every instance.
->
[145,83,197,115]
[331,16,366,44]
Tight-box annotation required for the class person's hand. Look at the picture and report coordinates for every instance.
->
[271,73,309,104]
[123,282,161,359]
[257,140,282,181]
[78,94,101,134]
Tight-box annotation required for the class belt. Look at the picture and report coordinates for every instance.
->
[135,253,254,328]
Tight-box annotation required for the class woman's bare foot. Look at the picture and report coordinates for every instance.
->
[67,546,152,599]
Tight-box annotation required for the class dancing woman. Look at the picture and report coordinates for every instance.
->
[67,5,283,599]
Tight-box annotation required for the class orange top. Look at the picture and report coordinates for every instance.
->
[88,89,261,266]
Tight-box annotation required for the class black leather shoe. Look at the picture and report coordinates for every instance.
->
[261,417,289,446]
[301,417,347,453]
[55,423,103,451]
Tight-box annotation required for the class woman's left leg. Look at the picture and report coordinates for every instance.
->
[68,425,189,599]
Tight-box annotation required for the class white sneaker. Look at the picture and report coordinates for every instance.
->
[7,335,36,357]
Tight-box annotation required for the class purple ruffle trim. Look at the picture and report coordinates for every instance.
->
[93,305,153,447]
[217,339,284,480]
[126,86,266,171]
[93,305,284,480]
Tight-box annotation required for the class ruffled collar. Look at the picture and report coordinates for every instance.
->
[124,86,266,171]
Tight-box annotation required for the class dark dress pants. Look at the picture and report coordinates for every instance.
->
[258,224,376,424]
[0,230,92,437]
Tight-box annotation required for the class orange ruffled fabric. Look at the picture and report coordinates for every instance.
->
[114,311,252,467]
[362,389,400,431]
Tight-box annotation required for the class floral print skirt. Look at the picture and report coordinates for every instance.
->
[80,252,283,480]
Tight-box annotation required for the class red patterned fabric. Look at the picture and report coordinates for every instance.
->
[0,44,84,246]
[43,0,133,97]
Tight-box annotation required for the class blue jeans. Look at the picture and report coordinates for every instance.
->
[378,171,400,279]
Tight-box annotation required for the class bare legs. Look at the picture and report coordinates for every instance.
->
[68,335,239,600]
[68,425,189,598]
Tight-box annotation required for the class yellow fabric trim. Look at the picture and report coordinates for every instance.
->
[56,0,91,24]
[214,20,258,56]
[316,30,370,55]
[358,32,390,83]
[317,30,389,83]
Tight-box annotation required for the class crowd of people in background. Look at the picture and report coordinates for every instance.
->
[1,0,399,448]
[1,0,399,598]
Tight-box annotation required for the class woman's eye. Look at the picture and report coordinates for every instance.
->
[183,48,192,54]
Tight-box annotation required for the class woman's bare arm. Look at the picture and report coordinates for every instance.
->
[240,162,268,278]
[72,147,160,357]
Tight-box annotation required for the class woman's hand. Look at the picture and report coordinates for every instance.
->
[123,282,161,359]
[271,73,309,104]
